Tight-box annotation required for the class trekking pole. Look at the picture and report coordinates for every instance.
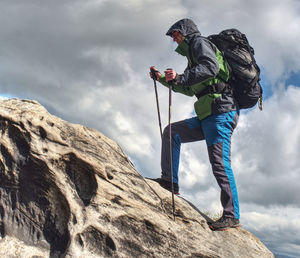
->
[150,67,163,138]
[166,68,176,221]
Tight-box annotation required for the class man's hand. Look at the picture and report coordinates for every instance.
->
[164,69,177,83]
[150,66,162,81]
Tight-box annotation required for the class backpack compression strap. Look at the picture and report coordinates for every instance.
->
[195,81,229,99]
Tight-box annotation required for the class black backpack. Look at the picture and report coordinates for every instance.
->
[208,29,263,110]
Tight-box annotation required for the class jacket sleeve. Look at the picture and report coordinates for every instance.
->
[159,74,195,96]
[177,38,219,87]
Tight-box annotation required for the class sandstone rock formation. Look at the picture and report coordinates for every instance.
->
[0,99,274,258]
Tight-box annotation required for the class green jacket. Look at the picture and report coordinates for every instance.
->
[160,19,238,120]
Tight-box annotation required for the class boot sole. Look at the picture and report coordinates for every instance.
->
[209,224,241,231]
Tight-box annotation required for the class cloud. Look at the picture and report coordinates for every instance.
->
[243,205,300,257]
[233,85,300,206]
[182,0,300,83]
[1,1,300,256]
[0,1,190,167]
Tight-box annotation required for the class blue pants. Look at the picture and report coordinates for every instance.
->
[161,111,240,219]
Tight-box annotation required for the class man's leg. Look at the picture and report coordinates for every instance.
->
[161,117,204,184]
[161,117,205,185]
[202,111,240,221]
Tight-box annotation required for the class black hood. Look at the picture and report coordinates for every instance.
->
[166,18,201,40]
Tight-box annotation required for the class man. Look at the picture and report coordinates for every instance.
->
[150,18,240,230]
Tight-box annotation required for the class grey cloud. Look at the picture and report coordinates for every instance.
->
[1,1,300,255]
[232,86,300,207]
[0,0,186,109]
[182,0,300,83]
[239,176,300,206]
[242,205,300,257]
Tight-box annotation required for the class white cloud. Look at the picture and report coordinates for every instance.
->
[242,205,300,257]
[232,86,300,206]
[184,0,300,83]
[1,1,300,256]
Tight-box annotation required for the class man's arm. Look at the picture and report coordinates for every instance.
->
[159,73,195,96]
[150,66,195,96]
[177,38,219,87]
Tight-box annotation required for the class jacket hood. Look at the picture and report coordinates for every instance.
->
[166,19,201,40]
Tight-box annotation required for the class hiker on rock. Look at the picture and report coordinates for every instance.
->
[149,18,240,230]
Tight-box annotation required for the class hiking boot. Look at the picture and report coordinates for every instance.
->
[146,178,179,195]
[207,216,224,225]
[209,217,240,231]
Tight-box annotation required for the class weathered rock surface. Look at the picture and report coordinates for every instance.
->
[0,99,274,258]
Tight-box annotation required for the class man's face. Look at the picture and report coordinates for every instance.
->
[172,31,184,44]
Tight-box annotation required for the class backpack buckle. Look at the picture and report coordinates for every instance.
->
[209,84,218,93]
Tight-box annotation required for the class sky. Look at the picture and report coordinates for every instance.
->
[0,0,300,257]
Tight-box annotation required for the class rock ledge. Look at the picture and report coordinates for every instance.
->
[0,99,274,258]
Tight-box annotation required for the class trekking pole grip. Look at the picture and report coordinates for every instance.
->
[150,67,157,81]
[166,68,175,85]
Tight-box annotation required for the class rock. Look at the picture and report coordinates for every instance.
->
[0,99,274,258]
